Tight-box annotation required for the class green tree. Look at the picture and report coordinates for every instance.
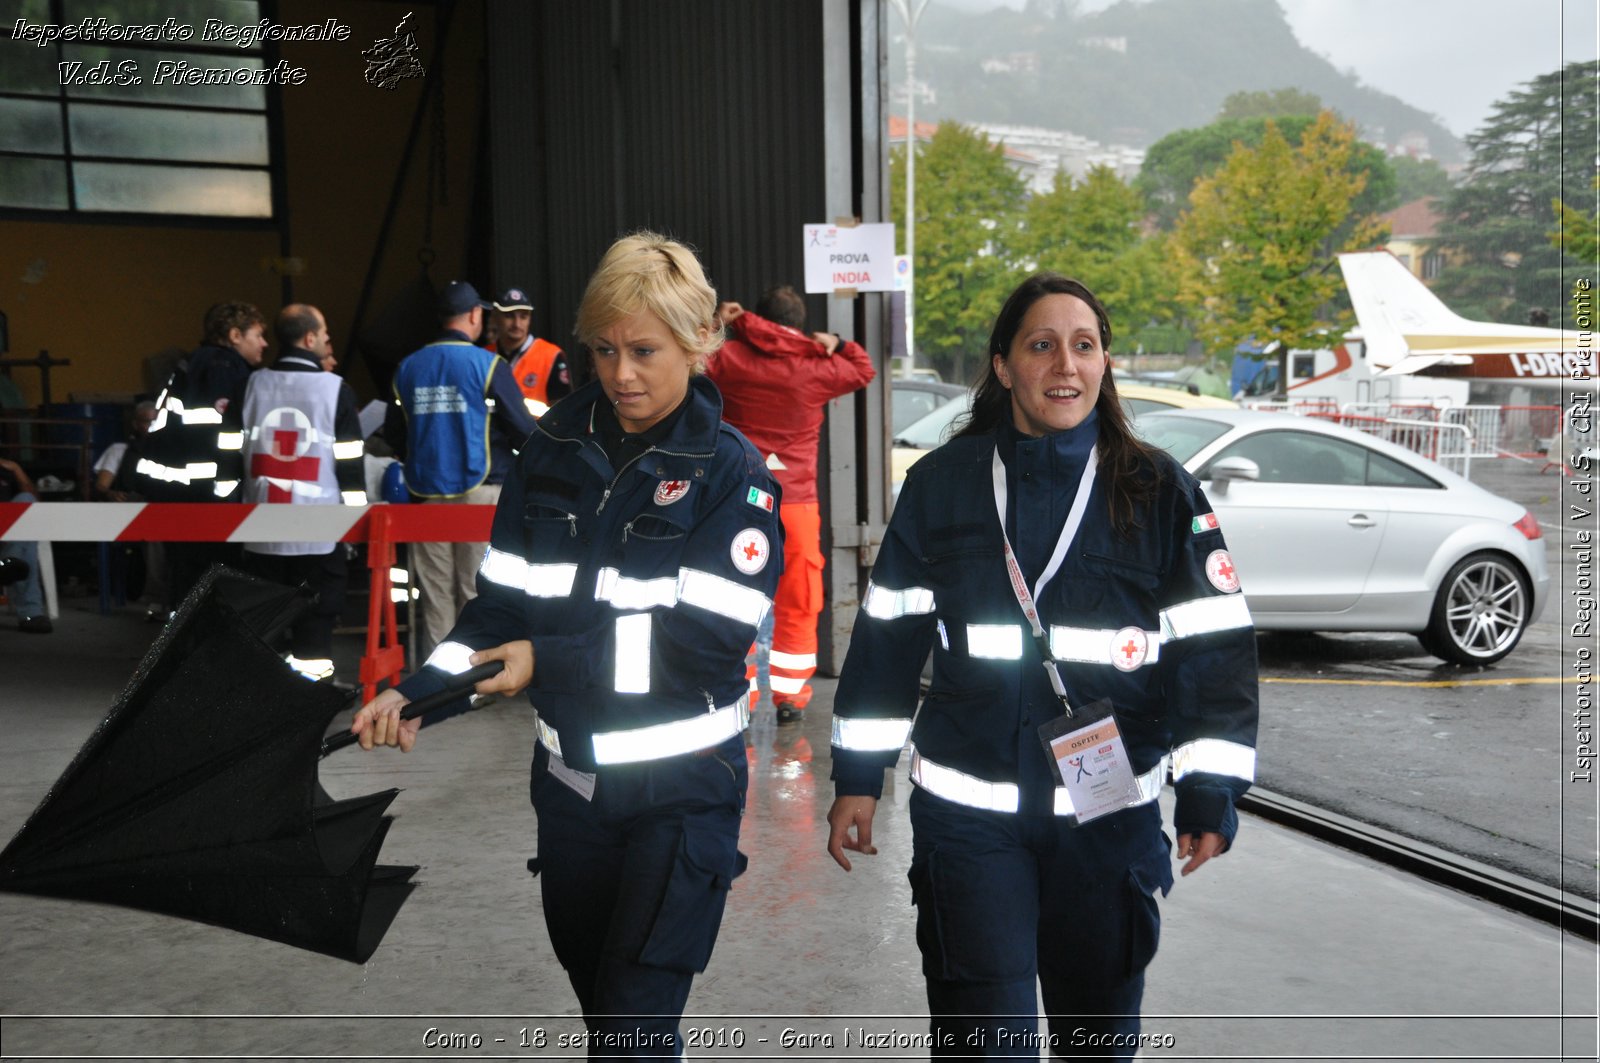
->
[1430,60,1598,326]
[1217,88,1324,122]
[891,123,1027,384]
[1551,175,1600,266]
[1173,113,1389,358]
[1017,164,1181,344]
[1138,113,1396,230]
[1388,155,1454,208]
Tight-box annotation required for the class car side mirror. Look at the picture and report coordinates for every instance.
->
[1203,456,1260,495]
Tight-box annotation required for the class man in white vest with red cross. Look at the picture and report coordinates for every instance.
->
[239,304,368,680]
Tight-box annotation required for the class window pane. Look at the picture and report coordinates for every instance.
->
[0,155,69,208]
[73,161,269,216]
[61,0,260,37]
[0,97,65,153]
[60,45,266,109]
[1367,450,1439,488]
[0,0,52,25]
[69,103,266,163]
[0,44,62,93]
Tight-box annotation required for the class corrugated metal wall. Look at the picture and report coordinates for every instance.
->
[486,0,889,673]
[489,0,833,347]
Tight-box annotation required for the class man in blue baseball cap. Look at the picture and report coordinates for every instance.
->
[382,280,537,656]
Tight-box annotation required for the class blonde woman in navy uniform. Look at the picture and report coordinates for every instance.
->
[354,233,782,1059]
[827,274,1259,1059]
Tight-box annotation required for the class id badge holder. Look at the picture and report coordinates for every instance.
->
[1037,698,1144,826]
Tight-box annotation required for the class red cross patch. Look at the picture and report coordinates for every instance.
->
[730,528,769,575]
[1206,549,1240,593]
[249,406,321,502]
[654,479,691,506]
[1110,627,1148,672]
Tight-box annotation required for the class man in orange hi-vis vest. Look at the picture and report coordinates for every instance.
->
[489,286,572,415]
[707,285,876,723]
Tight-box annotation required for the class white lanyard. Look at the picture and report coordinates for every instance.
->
[991,445,1097,714]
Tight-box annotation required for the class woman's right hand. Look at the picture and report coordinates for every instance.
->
[826,796,880,872]
[351,688,414,752]
[469,640,534,697]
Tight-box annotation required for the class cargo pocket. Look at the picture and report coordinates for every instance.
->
[637,818,740,973]
[906,851,950,981]
[1123,842,1173,978]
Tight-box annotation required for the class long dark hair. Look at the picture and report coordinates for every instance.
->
[956,272,1166,537]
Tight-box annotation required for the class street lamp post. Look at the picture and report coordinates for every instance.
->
[891,0,929,377]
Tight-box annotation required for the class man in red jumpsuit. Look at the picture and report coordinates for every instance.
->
[707,285,876,723]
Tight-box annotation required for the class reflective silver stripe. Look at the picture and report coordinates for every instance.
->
[937,619,950,650]
[910,748,1019,812]
[613,614,651,693]
[831,715,913,752]
[862,580,936,620]
[341,490,367,506]
[966,623,1024,659]
[1170,738,1256,783]
[911,747,1167,817]
[1161,594,1253,639]
[595,567,678,611]
[216,431,244,450]
[136,457,219,485]
[677,568,770,627]
[591,697,750,764]
[479,547,578,598]
[1049,626,1163,667]
[332,440,365,460]
[425,640,476,675]
[211,478,239,498]
[769,650,817,670]
[180,407,223,425]
[284,655,334,680]
[771,674,808,694]
[535,715,565,759]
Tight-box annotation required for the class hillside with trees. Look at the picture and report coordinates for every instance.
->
[895,0,1463,161]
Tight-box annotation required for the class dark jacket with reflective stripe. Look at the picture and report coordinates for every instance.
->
[831,421,1259,842]
[133,342,254,502]
[397,376,783,772]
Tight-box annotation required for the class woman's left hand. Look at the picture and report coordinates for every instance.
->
[469,640,534,697]
[1175,831,1226,876]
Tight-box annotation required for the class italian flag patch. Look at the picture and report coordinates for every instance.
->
[747,486,775,512]
[1191,513,1219,534]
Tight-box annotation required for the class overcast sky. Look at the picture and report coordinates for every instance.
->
[951,0,1598,137]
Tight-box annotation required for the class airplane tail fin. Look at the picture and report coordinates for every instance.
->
[1337,251,1473,371]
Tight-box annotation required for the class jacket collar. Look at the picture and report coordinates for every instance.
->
[539,375,723,472]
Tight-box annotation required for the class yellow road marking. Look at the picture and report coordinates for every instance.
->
[1263,675,1579,688]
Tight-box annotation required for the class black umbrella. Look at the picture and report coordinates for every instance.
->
[0,567,498,963]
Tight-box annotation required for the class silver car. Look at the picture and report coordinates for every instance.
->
[1138,409,1550,665]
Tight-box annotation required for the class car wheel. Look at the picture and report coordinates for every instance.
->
[1423,551,1531,666]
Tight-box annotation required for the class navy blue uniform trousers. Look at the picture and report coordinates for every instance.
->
[530,736,747,1061]
[908,790,1173,1060]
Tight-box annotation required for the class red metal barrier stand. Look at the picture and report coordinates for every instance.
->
[359,507,405,704]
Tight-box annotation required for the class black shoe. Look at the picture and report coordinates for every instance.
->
[0,557,29,586]
[18,615,52,634]
[775,702,804,725]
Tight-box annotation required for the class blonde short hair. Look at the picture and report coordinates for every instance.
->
[575,232,723,362]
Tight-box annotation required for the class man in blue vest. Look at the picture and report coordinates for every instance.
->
[239,304,367,680]
[382,281,538,654]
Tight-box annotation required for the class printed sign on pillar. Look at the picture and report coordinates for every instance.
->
[802,222,897,295]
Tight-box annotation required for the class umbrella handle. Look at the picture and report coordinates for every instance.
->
[320,662,505,757]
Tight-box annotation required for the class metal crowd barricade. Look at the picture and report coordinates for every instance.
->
[1335,416,1474,477]
[0,501,496,702]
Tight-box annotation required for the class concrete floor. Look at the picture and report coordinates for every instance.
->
[0,601,1596,1060]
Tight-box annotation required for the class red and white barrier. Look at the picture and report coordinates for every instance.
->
[1,502,495,702]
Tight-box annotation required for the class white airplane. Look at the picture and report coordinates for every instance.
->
[1337,250,1593,391]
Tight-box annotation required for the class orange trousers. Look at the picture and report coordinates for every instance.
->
[748,501,824,709]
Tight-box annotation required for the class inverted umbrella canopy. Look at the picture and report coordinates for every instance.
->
[0,566,416,963]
